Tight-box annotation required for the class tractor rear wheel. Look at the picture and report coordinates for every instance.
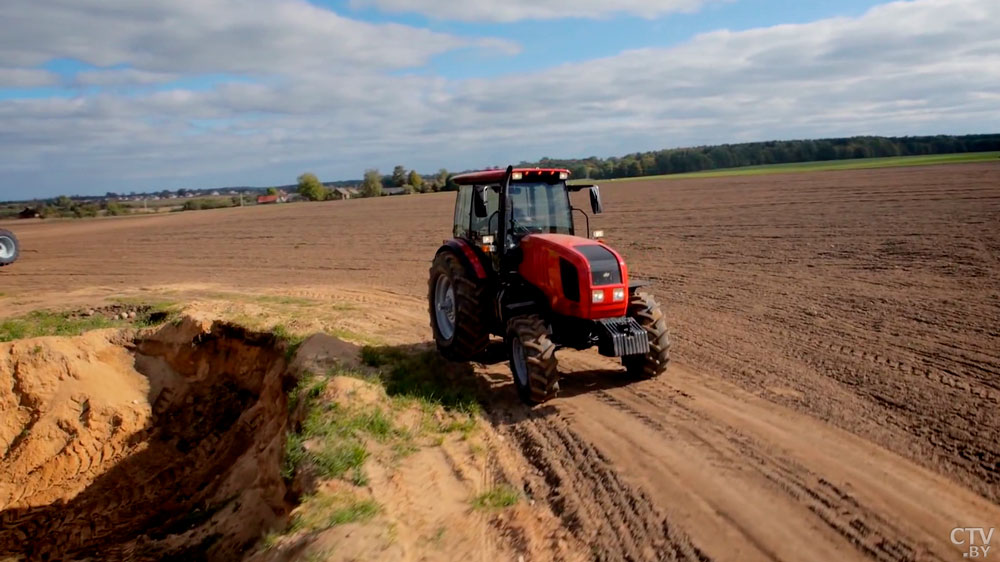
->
[622,292,670,378]
[0,229,19,267]
[428,251,490,360]
[507,315,559,405]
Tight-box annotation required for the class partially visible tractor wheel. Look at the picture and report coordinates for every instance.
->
[0,229,19,267]
[507,315,559,405]
[428,251,490,360]
[622,291,670,378]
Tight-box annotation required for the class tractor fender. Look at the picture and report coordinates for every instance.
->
[628,278,651,292]
[436,239,491,280]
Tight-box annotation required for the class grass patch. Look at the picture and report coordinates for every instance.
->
[258,531,281,551]
[134,302,182,328]
[361,346,481,415]
[281,346,485,516]
[272,323,307,360]
[312,442,368,480]
[254,295,316,306]
[328,326,381,345]
[287,374,327,413]
[282,371,413,483]
[428,526,446,546]
[0,300,183,343]
[472,485,519,510]
[283,407,375,481]
[289,492,380,534]
[572,151,1000,183]
[0,311,120,342]
[111,296,176,308]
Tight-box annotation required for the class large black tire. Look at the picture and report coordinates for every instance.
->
[622,292,670,378]
[507,315,559,405]
[428,251,490,360]
[0,229,19,267]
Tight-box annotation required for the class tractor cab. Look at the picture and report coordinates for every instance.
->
[450,167,603,253]
[429,166,670,405]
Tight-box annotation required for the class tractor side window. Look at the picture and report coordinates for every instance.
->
[454,185,472,238]
[469,185,500,239]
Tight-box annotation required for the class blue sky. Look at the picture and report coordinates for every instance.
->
[0,0,998,199]
[329,0,887,77]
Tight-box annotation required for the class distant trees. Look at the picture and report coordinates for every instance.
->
[36,195,99,218]
[104,201,128,216]
[361,169,383,198]
[183,198,235,211]
[408,170,424,192]
[518,134,1000,181]
[391,165,407,188]
[297,173,328,201]
[266,187,279,196]
[435,169,450,190]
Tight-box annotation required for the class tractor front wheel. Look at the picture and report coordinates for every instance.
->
[622,292,671,379]
[0,229,19,267]
[428,251,490,360]
[507,315,559,405]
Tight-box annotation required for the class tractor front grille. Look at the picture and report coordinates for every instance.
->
[595,317,649,357]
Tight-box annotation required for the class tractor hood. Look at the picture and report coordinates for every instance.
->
[518,233,630,319]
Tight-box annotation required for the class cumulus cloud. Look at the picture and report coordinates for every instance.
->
[74,69,179,87]
[0,68,59,88]
[0,0,512,74]
[0,0,998,198]
[349,0,714,22]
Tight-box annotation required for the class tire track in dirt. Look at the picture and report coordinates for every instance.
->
[488,402,710,562]
[531,351,1000,562]
[600,384,931,562]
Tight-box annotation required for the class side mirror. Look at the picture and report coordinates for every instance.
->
[589,185,603,215]
[473,186,488,218]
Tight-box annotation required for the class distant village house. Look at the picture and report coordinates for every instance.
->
[333,187,360,200]
[257,190,288,205]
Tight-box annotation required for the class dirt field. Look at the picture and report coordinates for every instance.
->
[2,162,999,560]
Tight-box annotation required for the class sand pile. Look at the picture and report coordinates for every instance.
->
[0,317,294,561]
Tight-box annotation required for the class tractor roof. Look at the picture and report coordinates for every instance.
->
[452,168,570,185]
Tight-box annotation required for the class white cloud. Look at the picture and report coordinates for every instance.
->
[0,68,59,88]
[0,0,513,74]
[0,0,998,198]
[74,69,179,87]
[350,0,715,22]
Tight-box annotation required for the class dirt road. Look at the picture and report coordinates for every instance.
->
[2,162,999,560]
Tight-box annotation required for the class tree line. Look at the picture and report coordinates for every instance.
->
[517,134,1000,180]
[296,166,457,201]
[10,133,997,213]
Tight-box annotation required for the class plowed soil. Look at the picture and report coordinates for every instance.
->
[2,162,999,560]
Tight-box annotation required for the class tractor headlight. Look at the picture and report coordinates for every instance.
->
[612,288,625,302]
[591,289,605,303]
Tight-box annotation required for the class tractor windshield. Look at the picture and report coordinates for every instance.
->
[506,182,574,237]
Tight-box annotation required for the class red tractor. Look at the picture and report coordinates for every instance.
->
[428,166,670,404]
